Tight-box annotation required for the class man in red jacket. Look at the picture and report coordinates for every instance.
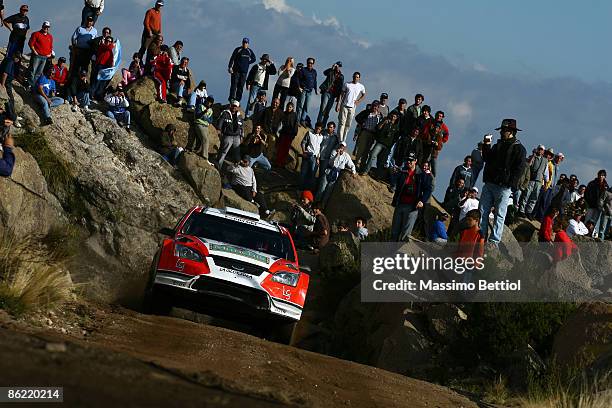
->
[51,57,68,98]
[421,110,449,177]
[28,21,54,88]
[152,45,172,102]
[90,35,114,99]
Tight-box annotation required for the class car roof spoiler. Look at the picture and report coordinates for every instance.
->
[224,207,261,221]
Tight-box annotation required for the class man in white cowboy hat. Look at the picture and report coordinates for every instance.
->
[479,119,527,246]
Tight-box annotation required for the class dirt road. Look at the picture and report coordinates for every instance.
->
[0,305,478,408]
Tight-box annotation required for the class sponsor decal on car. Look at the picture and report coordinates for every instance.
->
[219,267,254,280]
[209,243,269,264]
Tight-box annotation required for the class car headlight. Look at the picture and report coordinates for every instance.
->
[174,244,203,262]
[271,272,300,287]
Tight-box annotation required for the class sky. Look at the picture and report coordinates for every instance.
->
[2,0,610,196]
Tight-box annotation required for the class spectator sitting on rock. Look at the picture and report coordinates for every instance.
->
[390,152,433,242]
[539,207,559,243]
[121,53,143,88]
[69,69,91,113]
[105,88,131,130]
[244,124,271,171]
[152,44,173,103]
[158,123,183,166]
[34,66,64,125]
[301,202,329,254]
[51,57,68,98]
[0,125,15,177]
[170,57,194,107]
[316,141,356,207]
[187,95,214,162]
[186,80,208,112]
[566,209,588,237]
[169,40,183,66]
[274,101,298,168]
[216,100,244,170]
[443,177,466,214]
[553,219,578,262]
[354,217,369,241]
[228,155,275,219]
[248,90,267,118]
[291,190,316,237]
[430,212,449,245]
[82,0,105,26]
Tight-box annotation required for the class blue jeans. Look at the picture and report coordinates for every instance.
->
[430,157,438,178]
[315,170,337,208]
[300,153,317,190]
[362,142,389,174]
[6,39,25,59]
[391,203,419,242]
[249,153,271,170]
[479,182,512,244]
[107,110,131,126]
[245,84,262,116]
[317,92,336,125]
[34,94,64,119]
[297,89,313,123]
[81,6,100,27]
[77,91,90,108]
[29,55,48,87]
[188,92,199,108]
[171,82,190,100]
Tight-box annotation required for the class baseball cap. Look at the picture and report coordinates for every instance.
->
[242,37,250,44]
[155,0,164,6]
[335,61,343,67]
[42,21,51,28]
[556,152,565,158]
[20,5,29,11]
[58,57,66,63]
[537,144,545,150]
[230,100,240,107]
[86,15,94,21]
[407,152,417,162]
[339,141,347,147]
[470,187,479,194]
[380,93,389,99]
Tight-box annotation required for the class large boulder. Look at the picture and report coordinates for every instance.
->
[126,77,220,153]
[553,302,612,369]
[319,231,361,278]
[425,304,468,345]
[0,148,67,237]
[219,189,259,214]
[177,152,222,205]
[13,92,202,302]
[376,323,435,378]
[325,172,395,235]
[508,217,540,243]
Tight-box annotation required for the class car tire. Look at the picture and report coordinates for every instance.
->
[143,286,173,315]
[266,321,296,345]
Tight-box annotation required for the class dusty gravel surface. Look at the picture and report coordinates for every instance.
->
[0,305,478,408]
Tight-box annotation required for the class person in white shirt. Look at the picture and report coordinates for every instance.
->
[459,187,480,221]
[316,142,357,207]
[566,212,589,237]
[336,72,366,143]
[571,184,586,203]
[300,122,325,191]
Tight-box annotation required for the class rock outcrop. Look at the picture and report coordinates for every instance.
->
[177,152,222,205]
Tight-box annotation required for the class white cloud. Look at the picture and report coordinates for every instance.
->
[449,101,473,124]
[262,0,302,16]
[473,62,488,72]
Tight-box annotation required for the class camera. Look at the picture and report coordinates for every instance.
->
[484,134,493,143]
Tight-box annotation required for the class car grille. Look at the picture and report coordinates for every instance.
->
[192,277,270,310]
[210,256,267,276]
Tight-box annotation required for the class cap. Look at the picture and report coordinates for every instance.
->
[537,144,545,150]
[380,93,389,99]
[20,5,29,11]
[335,61,342,67]
[339,141,347,147]
[407,152,417,162]
[301,190,314,202]
[242,37,250,44]
[155,0,164,6]
[261,53,270,62]
[58,57,66,63]
[230,100,240,107]
[556,152,565,158]
[86,15,94,21]
[42,21,51,28]
[371,100,380,106]
[470,187,479,194]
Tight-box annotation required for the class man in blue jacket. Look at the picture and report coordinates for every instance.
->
[296,57,318,126]
[391,153,433,241]
[0,125,15,177]
[227,37,256,104]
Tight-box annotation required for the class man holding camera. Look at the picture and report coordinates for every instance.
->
[479,119,527,245]
[0,124,15,177]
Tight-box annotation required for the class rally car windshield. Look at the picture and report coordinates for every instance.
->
[181,212,296,262]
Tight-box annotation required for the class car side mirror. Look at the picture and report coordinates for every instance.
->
[158,227,175,236]
[299,265,312,274]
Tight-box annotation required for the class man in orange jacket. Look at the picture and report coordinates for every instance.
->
[138,0,163,59]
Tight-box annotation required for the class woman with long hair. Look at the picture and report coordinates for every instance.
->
[273,57,295,108]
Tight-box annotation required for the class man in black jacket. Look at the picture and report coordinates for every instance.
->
[227,37,256,103]
[316,61,344,126]
[216,100,244,170]
[479,119,527,245]
[245,53,276,117]
[391,153,433,241]
[584,169,609,238]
